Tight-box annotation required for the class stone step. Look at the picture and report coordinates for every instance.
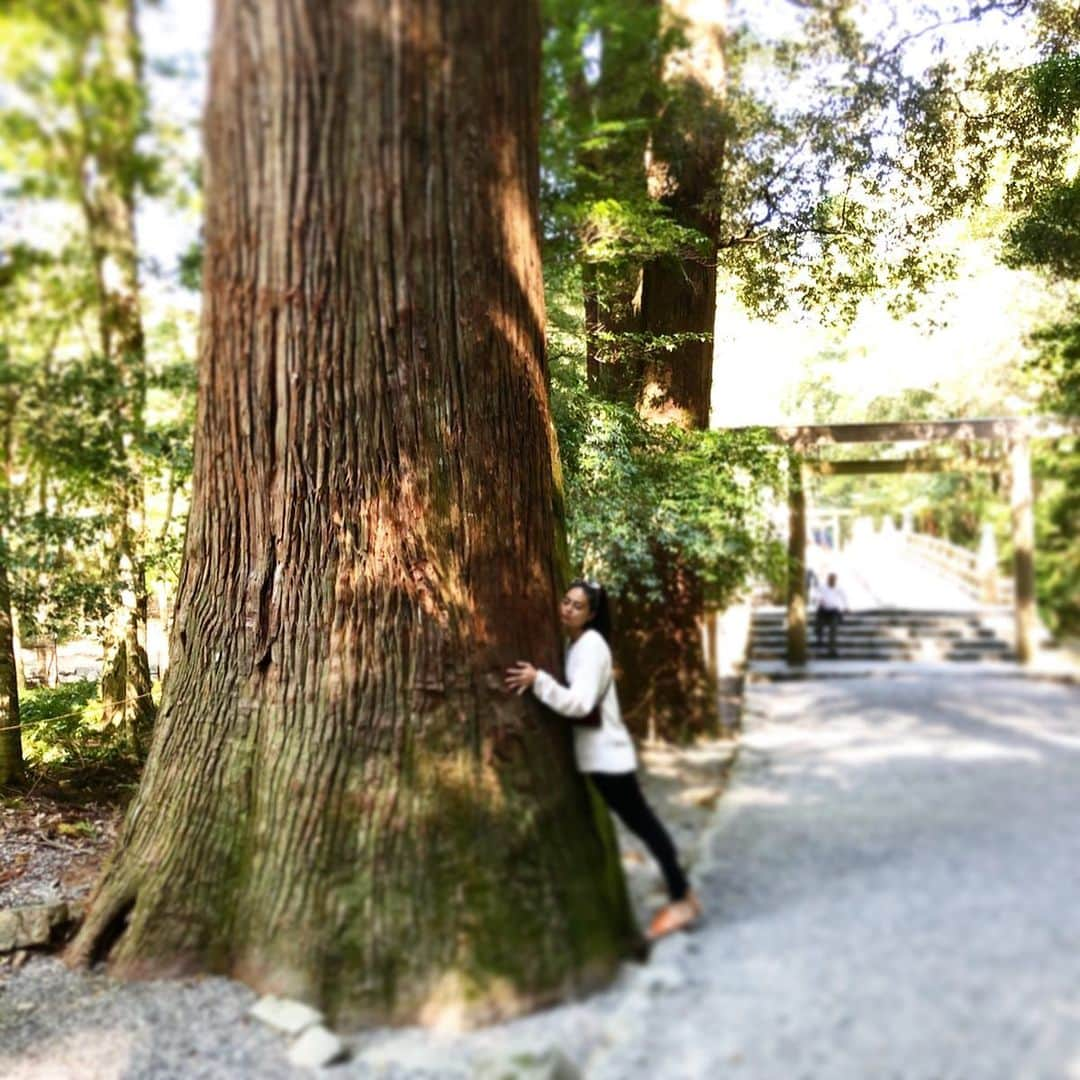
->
[750,633,1013,649]
[752,638,1013,652]
[751,622,1009,636]
[751,634,1012,648]
[945,651,1019,662]
[747,607,1019,664]
[750,647,1018,661]
[752,614,1008,630]
[750,648,1013,662]
[752,623,1009,638]
[752,607,1013,618]
[751,651,915,661]
[751,617,1010,626]
[750,626,1000,642]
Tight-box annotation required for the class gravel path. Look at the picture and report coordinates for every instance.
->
[2,672,1077,1079]
[615,672,1080,1080]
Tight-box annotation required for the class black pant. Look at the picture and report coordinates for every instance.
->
[589,770,688,901]
[815,607,841,650]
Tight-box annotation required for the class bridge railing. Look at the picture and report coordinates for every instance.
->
[900,530,1013,605]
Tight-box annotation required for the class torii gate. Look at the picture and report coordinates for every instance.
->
[748,417,1078,666]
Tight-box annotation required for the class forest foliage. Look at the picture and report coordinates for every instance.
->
[540,0,1078,630]
[0,0,1078,774]
[794,13,1080,634]
[1003,45,1080,634]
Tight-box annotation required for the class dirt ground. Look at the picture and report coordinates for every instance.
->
[0,792,121,915]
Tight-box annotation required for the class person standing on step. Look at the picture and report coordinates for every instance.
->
[505,579,701,940]
[815,571,849,658]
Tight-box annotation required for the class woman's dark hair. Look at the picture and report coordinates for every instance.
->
[568,579,612,643]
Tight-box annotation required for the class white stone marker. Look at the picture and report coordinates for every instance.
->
[248,995,324,1036]
[287,1024,347,1068]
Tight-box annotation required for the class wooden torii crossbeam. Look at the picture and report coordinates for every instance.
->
[806,458,1003,475]
[768,416,1074,447]
[729,416,1080,666]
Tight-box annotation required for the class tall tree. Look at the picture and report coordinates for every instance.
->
[545,0,730,737]
[1000,41,1080,636]
[544,0,1058,737]
[70,0,635,1026]
[615,0,730,737]
[0,345,22,786]
[0,0,157,749]
[76,0,156,747]
[0,562,20,786]
[544,0,668,397]
[638,0,727,428]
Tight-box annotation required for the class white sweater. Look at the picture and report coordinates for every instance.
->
[531,629,637,774]
[818,584,848,611]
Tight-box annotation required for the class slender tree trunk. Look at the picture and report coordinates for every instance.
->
[78,0,155,748]
[70,0,636,1028]
[0,561,22,787]
[11,605,27,696]
[99,533,154,753]
[0,386,21,784]
[583,261,603,387]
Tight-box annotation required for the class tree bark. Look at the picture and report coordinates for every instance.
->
[11,604,27,696]
[585,268,645,403]
[617,254,718,739]
[610,1,728,739]
[69,0,636,1028]
[77,0,155,748]
[639,0,726,424]
[0,561,22,786]
[612,548,716,741]
[638,254,716,428]
[0,384,22,784]
[567,12,658,400]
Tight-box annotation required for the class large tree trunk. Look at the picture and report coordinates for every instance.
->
[69,0,636,1028]
[638,253,716,428]
[613,548,716,742]
[584,264,645,402]
[78,0,155,748]
[568,11,659,401]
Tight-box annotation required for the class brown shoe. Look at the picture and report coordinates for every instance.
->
[646,891,702,941]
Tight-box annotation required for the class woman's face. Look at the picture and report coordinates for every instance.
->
[559,586,593,636]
